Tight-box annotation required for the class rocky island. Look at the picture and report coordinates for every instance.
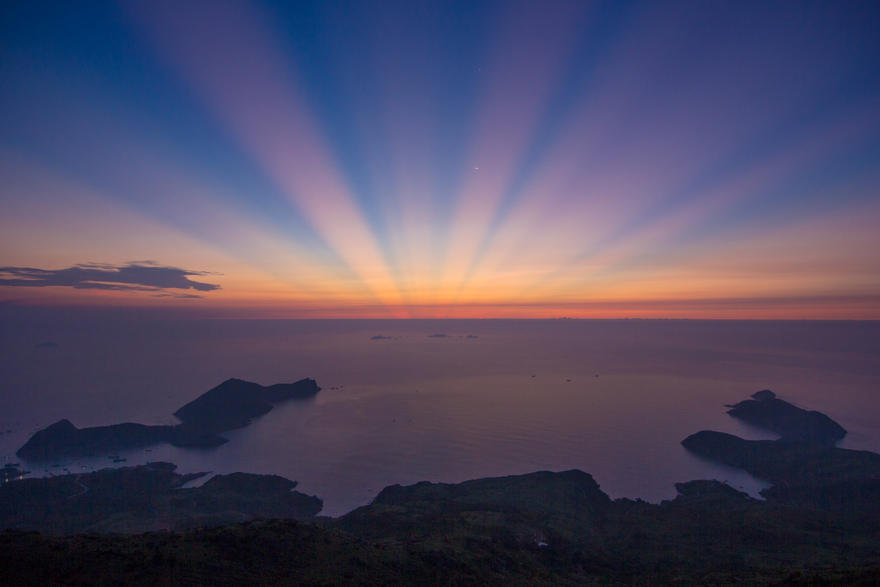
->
[725,389,847,444]
[17,378,320,461]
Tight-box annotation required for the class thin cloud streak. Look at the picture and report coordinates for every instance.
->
[0,262,220,294]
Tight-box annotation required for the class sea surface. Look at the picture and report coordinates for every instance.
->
[2,311,879,516]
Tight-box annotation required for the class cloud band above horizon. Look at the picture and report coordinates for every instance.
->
[0,262,220,297]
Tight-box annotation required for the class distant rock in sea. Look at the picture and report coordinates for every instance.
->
[726,389,846,445]
[427,333,447,338]
[750,389,776,401]
[17,378,320,461]
[370,335,391,340]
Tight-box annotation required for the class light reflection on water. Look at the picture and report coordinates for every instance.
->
[2,316,878,516]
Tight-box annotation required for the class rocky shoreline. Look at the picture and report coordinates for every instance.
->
[3,388,879,583]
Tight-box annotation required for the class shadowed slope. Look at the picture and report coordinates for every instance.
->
[0,462,321,534]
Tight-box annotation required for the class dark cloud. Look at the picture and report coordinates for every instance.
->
[0,262,220,294]
[370,335,392,340]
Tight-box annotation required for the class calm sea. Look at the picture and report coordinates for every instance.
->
[2,312,879,516]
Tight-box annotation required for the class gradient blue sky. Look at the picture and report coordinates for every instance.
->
[2,0,879,317]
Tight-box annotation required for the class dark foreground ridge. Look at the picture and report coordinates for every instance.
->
[0,462,321,534]
[2,466,880,584]
[3,388,880,584]
[17,378,320,460]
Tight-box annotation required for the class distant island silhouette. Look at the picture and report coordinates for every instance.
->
[17,378,320,461]
[724,389,847,444]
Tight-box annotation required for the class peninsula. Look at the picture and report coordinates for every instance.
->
[683,389,880,511]
[16,378,320,461]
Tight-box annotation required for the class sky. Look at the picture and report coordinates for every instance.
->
[1,0,879,319]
